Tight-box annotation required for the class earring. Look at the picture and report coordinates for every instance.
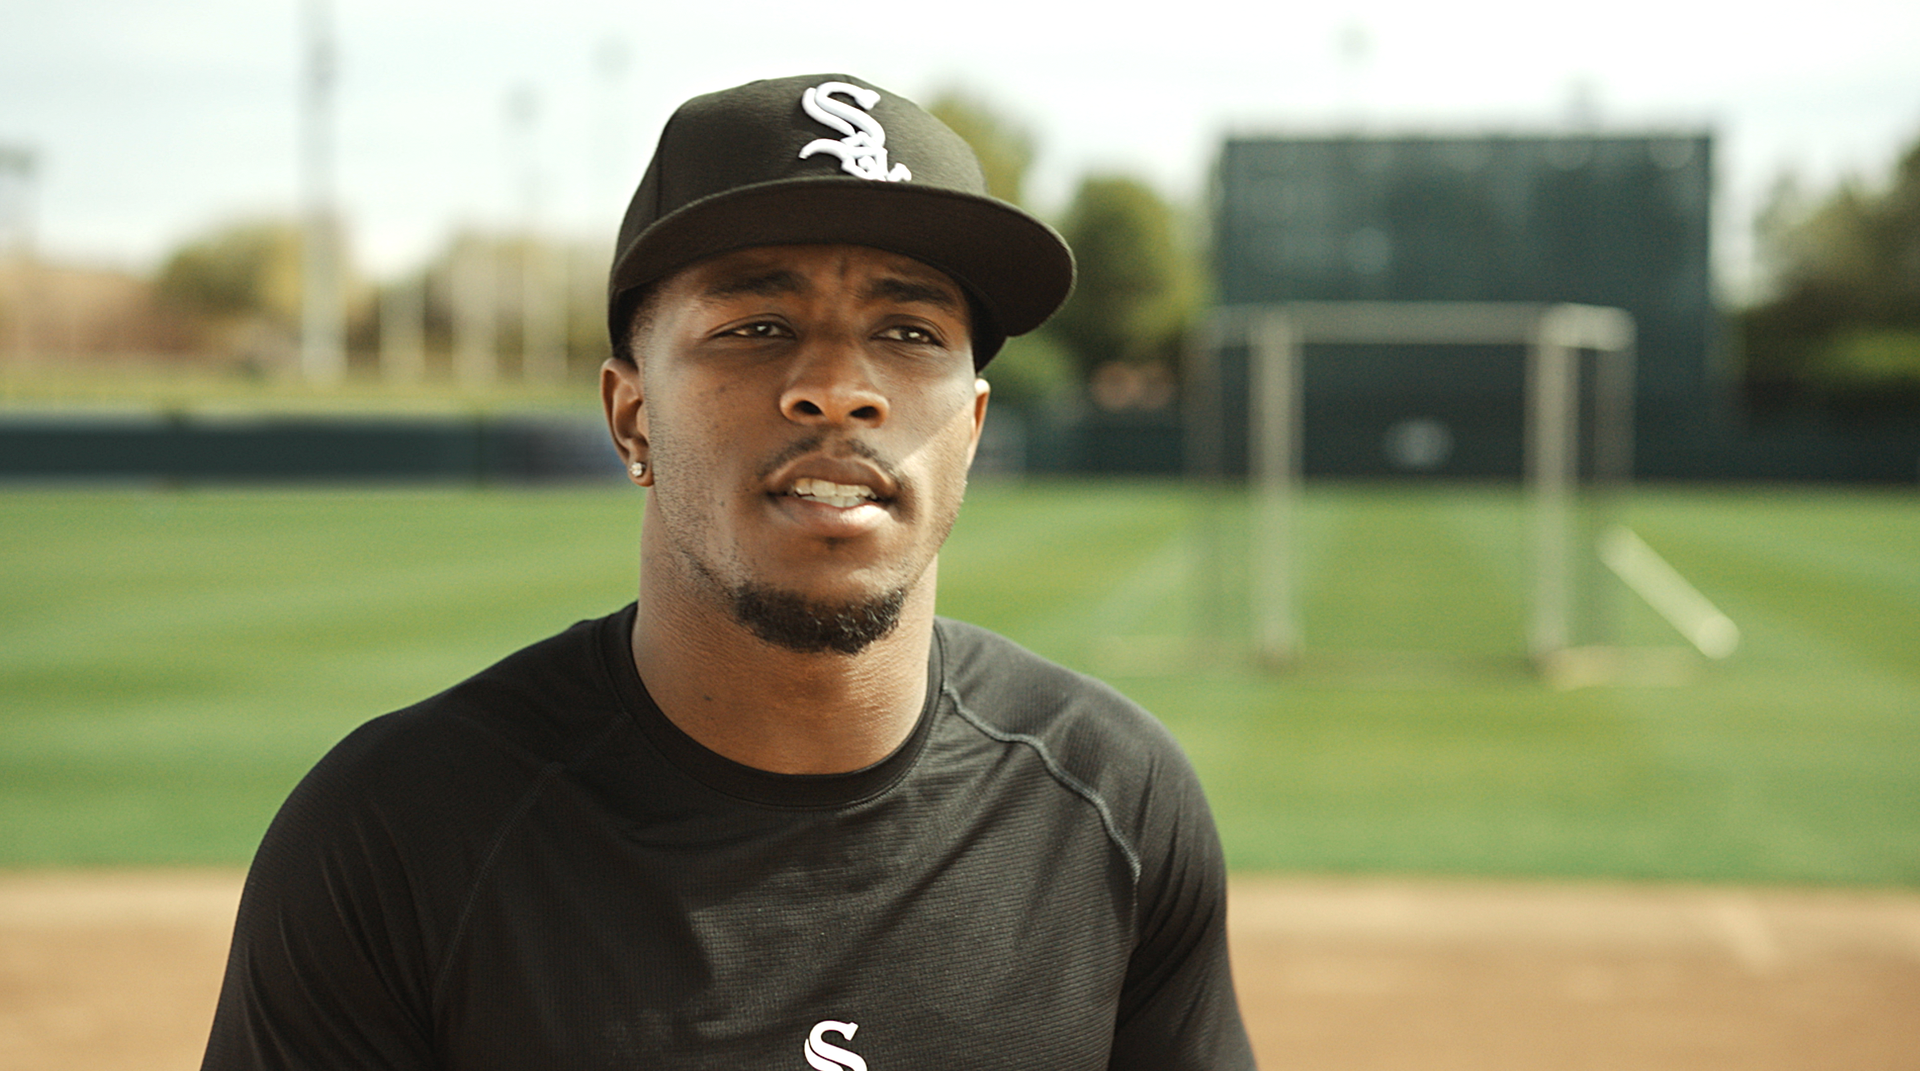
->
[629,461,648,480]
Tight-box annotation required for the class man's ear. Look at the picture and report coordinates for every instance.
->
[966,376,991,463]
[601,358,652,486]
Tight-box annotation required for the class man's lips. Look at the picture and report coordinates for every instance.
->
[786,476,879,508]
[768,482,890,539]
[764,448,900,507]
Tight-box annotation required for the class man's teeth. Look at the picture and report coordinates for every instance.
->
[790,478,877,508]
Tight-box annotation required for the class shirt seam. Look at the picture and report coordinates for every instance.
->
[940,674,1144,886]
[426,705,628,1013]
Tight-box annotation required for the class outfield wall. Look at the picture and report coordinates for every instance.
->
[0,406,1909,483]
[0,413,623,483]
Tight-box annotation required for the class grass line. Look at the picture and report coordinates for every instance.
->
[3,482,1916,884]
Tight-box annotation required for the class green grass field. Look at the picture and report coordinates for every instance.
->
[3,481,1915,886]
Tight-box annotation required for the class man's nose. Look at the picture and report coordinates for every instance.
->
[779,339,889,426]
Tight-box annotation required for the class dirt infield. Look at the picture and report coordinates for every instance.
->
[3,870,1918,1070]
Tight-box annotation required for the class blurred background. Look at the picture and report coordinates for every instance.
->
[1,0,1918,473]
[3,7,1918,1068]
[1,0,1916,876]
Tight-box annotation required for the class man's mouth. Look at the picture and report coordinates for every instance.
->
[786,477,880,509]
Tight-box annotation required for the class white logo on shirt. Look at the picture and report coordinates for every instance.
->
[798,82,911,182]
[803,1019,868,1071]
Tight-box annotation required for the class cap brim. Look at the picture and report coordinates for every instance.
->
[610,178,1074,362]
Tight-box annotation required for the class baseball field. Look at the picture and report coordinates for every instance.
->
[3,480,1917,1067]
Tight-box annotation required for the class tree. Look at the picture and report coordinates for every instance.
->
[1742,132,1920,412]
[154,218,306,325]
[152,216,363,368]
[925,89,1035,207]
[1047,174,1204,387]
[922,88,1072,406]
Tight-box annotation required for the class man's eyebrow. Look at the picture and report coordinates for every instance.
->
[863,275,962,311]
[701,269,806,300]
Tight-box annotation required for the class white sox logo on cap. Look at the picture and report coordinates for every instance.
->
[608,73,1073,366]
[798,82,911,182]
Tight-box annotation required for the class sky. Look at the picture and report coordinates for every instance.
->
[4,0,1918,303]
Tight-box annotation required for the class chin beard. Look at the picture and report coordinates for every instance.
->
[729,582,909,656]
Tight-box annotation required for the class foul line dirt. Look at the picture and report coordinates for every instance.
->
[3,870,1918,1070]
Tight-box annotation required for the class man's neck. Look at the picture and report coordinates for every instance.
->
[628,571,936,776]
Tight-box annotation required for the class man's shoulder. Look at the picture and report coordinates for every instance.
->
[930,618,1218,886]
[931,617,1188,774]
[249,608,636,889]
[406,607,630,750]
[934,617,1147,710]
[304,607,632,806]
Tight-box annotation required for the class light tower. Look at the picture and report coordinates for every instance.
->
[299,0,347,383]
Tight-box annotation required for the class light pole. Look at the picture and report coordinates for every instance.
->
[509,85,564,383]
[299,0,347,383]
[0,145,35,367]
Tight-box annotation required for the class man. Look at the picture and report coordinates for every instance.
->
[202,74,1254,1070]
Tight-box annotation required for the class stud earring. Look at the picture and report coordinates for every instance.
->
[629,461,648,480]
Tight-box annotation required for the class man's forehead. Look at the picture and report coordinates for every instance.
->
[676,244,965,307]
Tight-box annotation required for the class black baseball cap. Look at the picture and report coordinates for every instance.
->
[607,73,1074,367]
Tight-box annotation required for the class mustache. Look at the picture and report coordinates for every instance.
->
[755,434,905,490]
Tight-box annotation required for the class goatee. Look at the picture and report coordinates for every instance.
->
[729,582,908,656]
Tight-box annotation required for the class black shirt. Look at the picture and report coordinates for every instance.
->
[203,607,1254,1069]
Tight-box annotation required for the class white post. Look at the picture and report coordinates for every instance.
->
[1528,305,1580,660]
[1250,311,1302,667]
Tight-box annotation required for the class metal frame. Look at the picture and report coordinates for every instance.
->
[1191,301,1636,667]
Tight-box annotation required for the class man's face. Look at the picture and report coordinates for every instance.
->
[608,244,989,654]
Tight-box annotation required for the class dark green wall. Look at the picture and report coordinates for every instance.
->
[1211,133,1718,478]
[0,414,620,483]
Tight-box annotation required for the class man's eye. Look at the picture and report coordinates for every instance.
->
[882,325,939,344]
[724,321,789,339]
